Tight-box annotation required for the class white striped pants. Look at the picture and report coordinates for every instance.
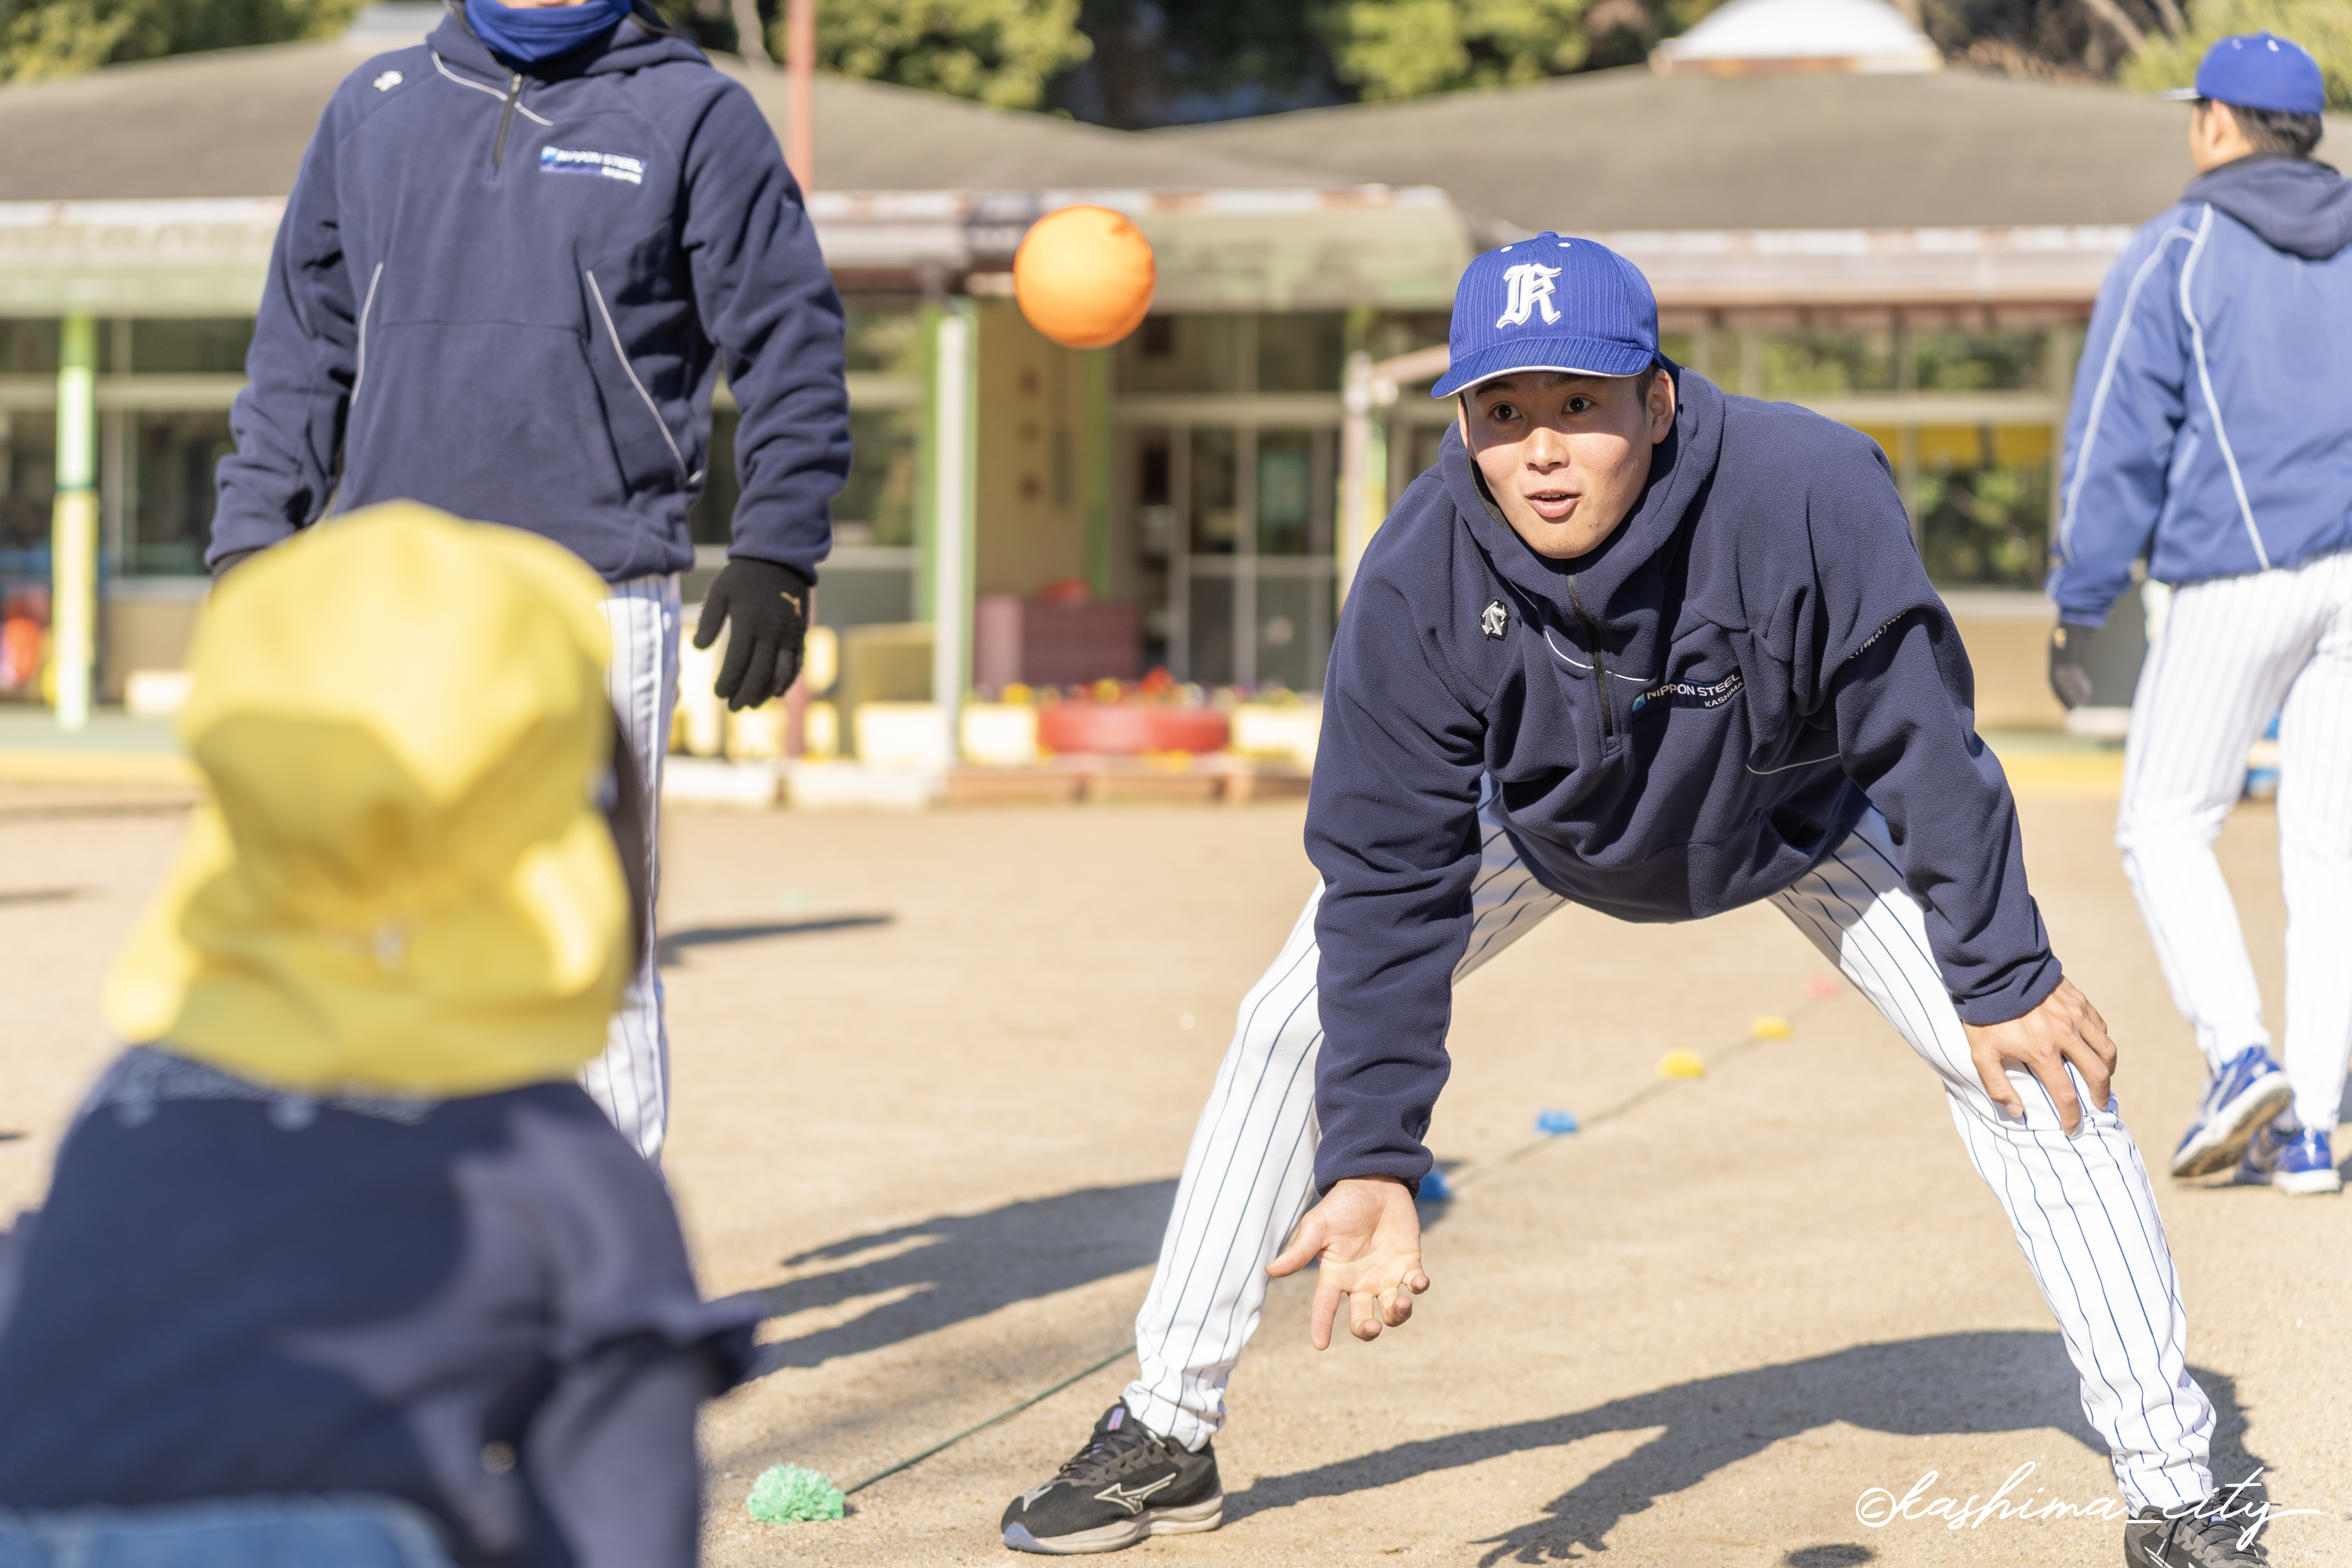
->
[2118,549,2352,1134]
[1126,805,2215,1511]
[581,573,682,1165]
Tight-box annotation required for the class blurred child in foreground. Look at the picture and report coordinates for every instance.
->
[0,504,757,1568]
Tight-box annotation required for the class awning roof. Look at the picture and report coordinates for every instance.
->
[0,32,1476,312]
[1152,65,2349,235]
[4,32,2340,317]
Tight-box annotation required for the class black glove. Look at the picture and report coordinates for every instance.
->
[695,556,812,712]
[2048,621,2095,710]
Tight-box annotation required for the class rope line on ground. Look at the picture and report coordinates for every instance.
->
[841,982,1838,1499]
[841,1342,1137,1496]
[1447,989,1834,1193]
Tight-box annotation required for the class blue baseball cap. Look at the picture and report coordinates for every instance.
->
[1431,232,1659,399]
[2157,31,2326,116]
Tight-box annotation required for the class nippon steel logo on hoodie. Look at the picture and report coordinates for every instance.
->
[540,146,646,185]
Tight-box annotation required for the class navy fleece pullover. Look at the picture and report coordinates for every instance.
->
[212,11,849,582]
[1309,371,2058,1192]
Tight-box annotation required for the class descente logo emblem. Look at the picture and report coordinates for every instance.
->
[540,147,646,185]
[1480,599,1510,639]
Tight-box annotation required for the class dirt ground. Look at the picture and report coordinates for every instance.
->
[3,776,2348,1567]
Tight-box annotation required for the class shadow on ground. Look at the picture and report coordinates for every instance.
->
[737,1173,1467,1377]
[657,914,892,966]
[1222,1331,2265,1566]
[740,1180,1177,1374]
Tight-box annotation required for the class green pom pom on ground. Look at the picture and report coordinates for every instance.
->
[747,1463,845,1523]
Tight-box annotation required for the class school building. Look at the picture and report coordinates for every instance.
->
[0,0,2333,733]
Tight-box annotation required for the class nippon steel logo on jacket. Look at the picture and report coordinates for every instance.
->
[1627,670,1742,715]
[540,147,646,185]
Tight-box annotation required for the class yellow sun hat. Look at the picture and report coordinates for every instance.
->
[102,502,630,1098]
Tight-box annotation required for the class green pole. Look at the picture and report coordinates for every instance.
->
[1083,347,1112,601]
[50,314,97,729]
[928,299,977,753]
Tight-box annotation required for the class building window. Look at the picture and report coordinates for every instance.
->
[1914,425,2053,590]
[1116,314,1249,395]
[844,306,921,374]
[129,320,254,375]
[689,401,919,551]
[127,413,234,577]
[1255,314,1345,394]
[0,322,59,376]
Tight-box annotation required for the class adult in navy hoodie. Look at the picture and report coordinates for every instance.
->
[998,238,2243,1564]
[2049,32,2352,1203]
[209,0,851,1168]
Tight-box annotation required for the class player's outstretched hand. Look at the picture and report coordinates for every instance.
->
[1266,1175,1430,1351]
[1961,977,2117,1135]
[694,556,813,712]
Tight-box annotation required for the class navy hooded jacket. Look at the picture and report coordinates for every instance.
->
[1309,371,2058,1192]
[2049,154,2352,623]
[212,8,850,583]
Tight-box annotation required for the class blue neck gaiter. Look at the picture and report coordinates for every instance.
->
[464,0,631,67]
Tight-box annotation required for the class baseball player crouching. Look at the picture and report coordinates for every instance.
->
[1000,236,2259,1567]
[2049,31,2352,1197]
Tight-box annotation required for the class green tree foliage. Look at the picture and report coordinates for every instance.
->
[798,0,1092,111]
[2118,0,2352,112]
[1315,0,1591,102]
[0,0,356,78]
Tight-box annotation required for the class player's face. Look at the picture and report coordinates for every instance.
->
[1458,371,1676,561]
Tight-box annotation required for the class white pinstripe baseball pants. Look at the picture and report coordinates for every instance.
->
[2117,549,2352,1135]
[1126,804,2215,1510]
[581,573,682,1165]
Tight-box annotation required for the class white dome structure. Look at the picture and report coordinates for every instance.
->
[1652,0,1941,75]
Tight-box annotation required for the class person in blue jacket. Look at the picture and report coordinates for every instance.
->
[208,0,852,1167]
[1001,238,2268,1568]
[2049,32,2352,1200]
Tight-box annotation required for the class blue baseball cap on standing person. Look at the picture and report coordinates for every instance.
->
[2156,32,2327,115]
[1431,232,1659,399]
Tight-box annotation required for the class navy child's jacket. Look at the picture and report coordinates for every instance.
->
[1309,371,2058,1191]
[213,11,850,582]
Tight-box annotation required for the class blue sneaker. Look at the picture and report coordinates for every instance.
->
[2169,1045,2292,1179]
[2237,1123,2342,1197]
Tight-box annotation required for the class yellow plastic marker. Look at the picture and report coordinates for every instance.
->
[1658,1049,1706,1079]
[1751,1015,1793,1040]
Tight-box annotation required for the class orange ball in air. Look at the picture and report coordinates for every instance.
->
[1014,205,1156,349]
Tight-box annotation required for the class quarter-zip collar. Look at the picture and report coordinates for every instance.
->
[1441,367,1727,698]
[427,5,707,89]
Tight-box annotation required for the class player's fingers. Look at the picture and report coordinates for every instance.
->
[753,641,793,708]
[2077,998,2118,1070]
[1267,1217,1325,1280]
[1970,1038,2026,1122]
[1379,1282,1414,1327]
[726,635,782,712]
[691,592,727,652]
[2059,1022,2115,1113]
[714,623,756,705]
[1307,1279,1339,1352]
[2027,1039,2085,1135]
[1349,1287,1382,1342]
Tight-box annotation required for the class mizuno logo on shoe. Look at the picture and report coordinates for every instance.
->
[1093,1475,1175,1515]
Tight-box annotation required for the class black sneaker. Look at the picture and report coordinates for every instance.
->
[2126,1498,2269,1566]
[1001,1401,1222,1554]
